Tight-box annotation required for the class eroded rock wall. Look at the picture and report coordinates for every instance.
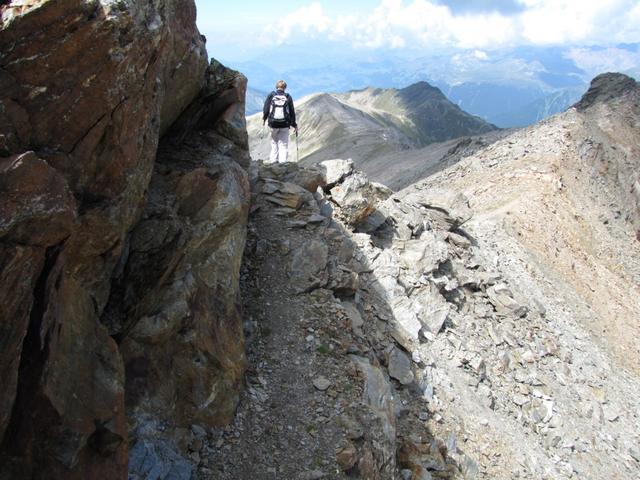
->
[0,1,248,478]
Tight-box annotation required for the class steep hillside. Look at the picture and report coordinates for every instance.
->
[246,86,269,115]
[362,129,513,190]
[379,72,640,479]
[247,82,496,171]
[405,72,640,372]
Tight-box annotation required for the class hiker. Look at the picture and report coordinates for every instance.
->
[263,80,298,163]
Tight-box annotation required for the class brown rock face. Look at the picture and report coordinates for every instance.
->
[1,1,249,478]
[109,81,251,427]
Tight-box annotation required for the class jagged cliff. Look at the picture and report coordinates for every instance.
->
[0,2,249,478]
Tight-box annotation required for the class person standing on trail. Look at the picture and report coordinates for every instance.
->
[263,80,298,163]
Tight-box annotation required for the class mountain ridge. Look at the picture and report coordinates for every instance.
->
[248,80,497,171]
[221,73,640,478]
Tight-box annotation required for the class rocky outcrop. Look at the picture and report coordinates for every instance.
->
[0,1,249,478]
[573,72,638,112]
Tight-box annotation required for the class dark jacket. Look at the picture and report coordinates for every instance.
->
[263,89,297,128]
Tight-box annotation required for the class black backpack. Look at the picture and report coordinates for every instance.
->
[269,92,290,128]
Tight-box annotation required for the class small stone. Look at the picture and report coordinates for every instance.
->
[422,383,434,402]
[388,347,415,385]
[401,469,413,480]
[411,351,423,364]
[191,424,207,439]
[418,411,429,421]
[469,356,486,379]
[313,376,332,391]
[603,404,619,422]
[521,350,536,364]
[320,158,354,186]
[308,214,326,224]
[336,442,358,471]
[512,393,530,407]
[542,400,554,423]
[288,220,308,228]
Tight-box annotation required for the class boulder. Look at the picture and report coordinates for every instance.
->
[349,355,397,477]
[486,284,528,317]
[331,172,392,227]
[289,240,329,292]
[403,189,472,231]
[262,179,315,210]
[328,265,359,297]
[388,347,415,385]
[389,296,422,350]
[115,155,250,428]
[396,234,448,274]
[320,158,354,187]
[331,172,376,225]
[257,160,325,192]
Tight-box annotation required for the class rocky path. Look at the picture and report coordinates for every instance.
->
[204,162,360,479]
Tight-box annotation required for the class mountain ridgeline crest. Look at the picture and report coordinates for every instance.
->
[248,80,496,169]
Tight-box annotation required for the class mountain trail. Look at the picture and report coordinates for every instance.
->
[205,160,466,480]
[206,162,360,479]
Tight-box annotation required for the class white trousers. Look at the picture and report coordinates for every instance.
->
[269,127,289,163]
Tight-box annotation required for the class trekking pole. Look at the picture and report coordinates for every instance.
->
[296,128,300,163]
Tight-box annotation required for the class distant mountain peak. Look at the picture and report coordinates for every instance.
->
[401,80,441,92]
[574,72,638,111]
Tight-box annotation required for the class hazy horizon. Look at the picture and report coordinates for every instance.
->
[195,1,640,126]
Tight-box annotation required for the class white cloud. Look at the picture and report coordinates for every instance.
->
[518,0,634,45]
[566,47,640,77]
[263,2,331,43]
[263,0,640,50]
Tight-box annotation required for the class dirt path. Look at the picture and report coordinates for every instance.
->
[205,162,358,479]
